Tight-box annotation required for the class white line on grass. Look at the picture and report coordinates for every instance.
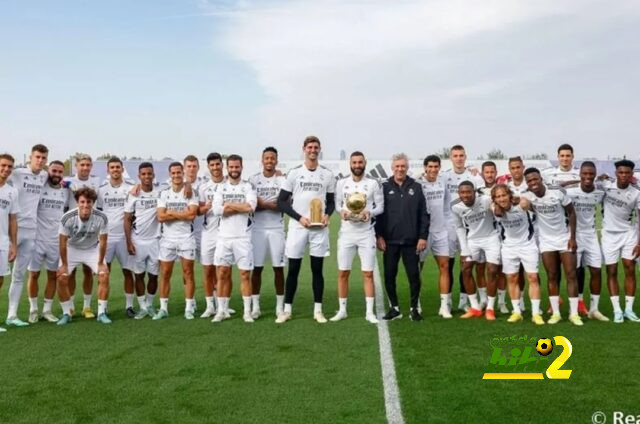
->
[373,259,406,424]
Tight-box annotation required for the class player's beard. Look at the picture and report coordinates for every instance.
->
[49,175,62,186]
[351,166,364,177]
[228,171,241,180]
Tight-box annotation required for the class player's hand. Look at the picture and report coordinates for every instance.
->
[469,167,479,176]
[633,244,640,260]
[360,211,371,222]
[184,182,193,199]
[568,238,577,253]
[57,264,69,278]
[98,262,109,276]
[321,215,330,227]
[223,204,235,217]
[127,242,136,255]
[376,236,386,252]
[416,239,427,252]
[340,210,350,220]
[8,244,17,262]
[130,183,141,196]
[299,217,311,228]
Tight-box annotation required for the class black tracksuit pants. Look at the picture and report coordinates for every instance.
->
[383,243,421,309]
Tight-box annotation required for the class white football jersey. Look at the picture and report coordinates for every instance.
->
[198,178,225,233]
[507,179,528,196]
[565,185,604,234]
[601,180,640,233]
[97,179,134,240]
[541,166,580,186]
[8,167,48,229]
[281,164,336,229]
[65,174,102,209]
[417,175,448,234]
[249,172,285,231]
[124,188,160,240]
[59,209,108,249]
[190,177,206,239]
[451,195,498,240]
[0,183,19,250]
[495,204,535,246]
[442,168,484,220]
[212,180,257,238]
[157,186,199,241]
[36,183,70,244]
[521,186,572,239]
[335,175,384,234]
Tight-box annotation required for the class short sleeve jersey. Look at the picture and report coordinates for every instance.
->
[335,176,384,234]
[417,175,448,234]
[565,186,604,235]
[157,186,199,241]
[8,167,48,229]
[249,172,285,231]
[97,180,134,240]
[450,195,497,240]
[601,180,640,233]
[521,186,572,239]
[495,204,535,246]
[281,164,335,230]
[124,188,160,240]
[0,183,19,250]
[198,178,225,233]
[36,184,70,244]
[213,180,257,238]
[541,167,580,186]
[59,209,108,249]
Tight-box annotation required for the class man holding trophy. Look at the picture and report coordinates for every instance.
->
[276,136,336,324]
[330,151,384,324]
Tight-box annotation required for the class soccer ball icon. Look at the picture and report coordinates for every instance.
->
[536,338,553,356]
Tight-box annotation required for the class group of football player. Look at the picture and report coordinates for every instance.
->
[0,138,638,330]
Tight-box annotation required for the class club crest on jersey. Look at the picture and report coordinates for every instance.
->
[408,188,415,195]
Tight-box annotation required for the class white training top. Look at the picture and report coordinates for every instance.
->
[198,178,225,233]
[417,175,448,234]
[521,186,572,239]
[335,175,384,234]
[541,166,580,186]
[8,167,48,229]
[565,185,604,235]
[59,209,108,249]
[281,164,336,230]
[212,180,257,238]
[124,188,160,240]
[0,183,19,250]
[601,180,640,233]
[442,168,484,222]
[494,204,535,246]
[157,186,199,242]
[97,180,134,241]
[507,179,528,196]
[249,172,286,231]
[65,175,102,209]
[36,183,70,244]
[451,195,498,240]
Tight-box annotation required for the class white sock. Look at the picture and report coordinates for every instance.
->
[519,293,526,310]
[83,294,92,309]
[221,297,230,313]
[497,289,506,305]
[625,296,635,313]
[459,293,468,305]
[137,296,147,310]
[468,293,480,310]
[440,294,450,311]
[365,297,374,316]
[276,295,284,315]
[61,300,72,315]
[160,298,169,312]
[578,292,584,301]
[314,302,323,314]
[478,287,487,304]
[487,296,495,311]
[43,298,53,313]
[125,293,134,309]
[611,296,622,313]
[146,292,156,306]
[338,298,347,314]
[511,299,521,314]
[550,296,560,315]
[28,297,38,312]
[185,298,195,313]
[284,303,292,314]
[205,296,214,310]
[569,297,578,316]
[590,294,600,312]
[531,299,541,315]
[98,300,108,316]
[243,296,252,314]
[251,294,260,311]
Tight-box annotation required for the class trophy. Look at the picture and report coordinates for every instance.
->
[309,198,325,227]
[346,192,367,221]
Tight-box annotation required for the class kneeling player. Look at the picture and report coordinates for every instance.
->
[331,152,383,324]
[491,184,543,324]
[56,188,111,325]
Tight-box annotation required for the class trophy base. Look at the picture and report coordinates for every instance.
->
[308,222,324,228]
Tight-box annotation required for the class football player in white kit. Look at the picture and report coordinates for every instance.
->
[56,188,111,325]
[26,161,69,323]
[565,161,608,321]
[97,157,136,317]
[65,153,102,318]
[442,145,484,312]
[330,151,383,324]
[276,136,336,324]
[154,162,199,320]
[0,154,19,332]
[417,155,451,318]
[248,147,286,319]
[600,160,640,323]
[211,155,257,323]
[522,168,583,326]
[183,155,205,261]
[451,181,501,320]
[198,152,225,318]
[124,162,161,320]
[6,144,48,327]
[490,184,544,324]
[506,156,529,313]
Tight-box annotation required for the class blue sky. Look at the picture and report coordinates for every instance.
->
[1,0,640,162]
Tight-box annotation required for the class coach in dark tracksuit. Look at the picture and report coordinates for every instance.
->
[375,153,430,321]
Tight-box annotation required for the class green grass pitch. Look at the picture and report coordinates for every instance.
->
[1,216,639,423]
